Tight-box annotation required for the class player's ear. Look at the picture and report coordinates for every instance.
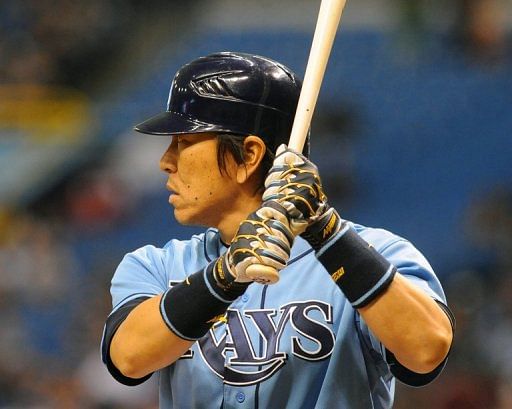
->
[236,135,266,184]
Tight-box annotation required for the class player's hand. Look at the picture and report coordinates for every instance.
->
[263,144,328,229]
[213,201,294,286]
[263,144,342,251]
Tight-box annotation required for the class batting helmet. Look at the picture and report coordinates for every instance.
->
[134,52,309,156]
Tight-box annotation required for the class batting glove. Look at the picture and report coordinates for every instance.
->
[263,144,343,251]
[213,200,294,287]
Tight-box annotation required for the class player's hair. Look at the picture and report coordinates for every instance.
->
[216,133,274,191]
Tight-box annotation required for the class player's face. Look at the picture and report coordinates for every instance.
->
[159,133,241,227]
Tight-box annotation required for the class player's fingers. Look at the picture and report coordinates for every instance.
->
[274,144,309,165]
[231,243,290,282]
[256,201,290,227]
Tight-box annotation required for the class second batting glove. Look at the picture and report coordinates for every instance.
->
[213,200,294,287]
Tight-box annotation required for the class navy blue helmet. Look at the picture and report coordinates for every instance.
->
[135,52,309,156]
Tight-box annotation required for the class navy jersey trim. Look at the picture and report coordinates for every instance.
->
[355,298,455,387]
[288,248,314,264]
[437,299,456,330]
[386,300,455,387]
[204,228,227,262]
[203,233,211,262]
[254,284,270,409]
[249,248,313,408]
[386,349,445,387]
[102,296,153,386]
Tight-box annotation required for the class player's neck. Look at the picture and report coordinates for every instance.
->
[217,195,262,244]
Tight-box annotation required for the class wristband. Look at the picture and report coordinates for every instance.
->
[160,260,249,340]
[317,224,396,309]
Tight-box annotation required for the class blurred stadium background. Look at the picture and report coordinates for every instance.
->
[1,0,511,407]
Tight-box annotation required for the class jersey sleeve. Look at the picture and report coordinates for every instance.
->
[356,236,454,387]
[110,244,171,311]
[101,244,173,386]
[381,238,446,303]
[101,296,153,386]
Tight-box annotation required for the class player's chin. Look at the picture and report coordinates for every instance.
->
[173,208,189,224]
[173,207,202,226]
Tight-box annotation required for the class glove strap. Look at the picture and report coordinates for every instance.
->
[301,206,343,251]
[212,254,251,292]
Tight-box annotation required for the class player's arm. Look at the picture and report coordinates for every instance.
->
[357,274,453,374]
[104,202,294,382]
[305,216,453,374]
[108,295,193,380]
[263,145,454,375]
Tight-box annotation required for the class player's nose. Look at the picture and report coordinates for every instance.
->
[159,141,177,173]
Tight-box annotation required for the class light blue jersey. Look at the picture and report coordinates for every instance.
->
[105,223,448,409]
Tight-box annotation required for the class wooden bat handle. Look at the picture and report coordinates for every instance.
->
[245,264,280,284]
[288,0,346,152]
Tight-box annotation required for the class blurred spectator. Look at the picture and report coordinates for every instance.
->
[392,0,428,59]
[0,208,159,407]
[64,168,131,232]
[73,278,159,408]
[465,187,512,408]
[454,0,508,62]
[75,350,158,408]
[0,212,75,405]
[0,1,134,88]
[396,186,512,408]
[466,187,512,269]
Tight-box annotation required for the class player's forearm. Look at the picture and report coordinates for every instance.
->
[299,211,453,373]
[111,246,269,380]
[359,273,453,374]
[110,295,193,379]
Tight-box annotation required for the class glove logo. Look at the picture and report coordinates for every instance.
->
[323,213,338,239]
[196,300,335,386]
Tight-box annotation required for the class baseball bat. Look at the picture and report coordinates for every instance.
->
[246,0,347,284]
[289,0,346,152]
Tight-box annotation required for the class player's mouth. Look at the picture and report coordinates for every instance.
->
[166,183,179,204]
[166,183,178,194]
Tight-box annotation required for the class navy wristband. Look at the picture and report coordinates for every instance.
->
[317,224,396,308]
[160,260,248,340]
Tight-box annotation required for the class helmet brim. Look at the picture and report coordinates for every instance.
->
[134,111,228,136]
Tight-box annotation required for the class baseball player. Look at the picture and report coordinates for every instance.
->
[101,52,454,408]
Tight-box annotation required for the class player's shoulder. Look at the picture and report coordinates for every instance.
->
[110,229,226,310]
[349,220,434,272]
[349,220,447,298]
[349,221,408,251]
[125,227,224,266]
